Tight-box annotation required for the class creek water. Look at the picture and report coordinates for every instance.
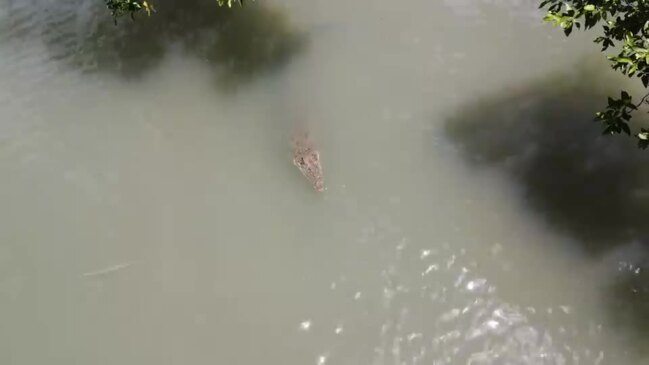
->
[0,0,647,364]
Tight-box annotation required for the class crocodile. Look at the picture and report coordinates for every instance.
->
[291,125,325,192]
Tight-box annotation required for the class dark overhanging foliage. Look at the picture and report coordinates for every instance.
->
[541,1,649,148]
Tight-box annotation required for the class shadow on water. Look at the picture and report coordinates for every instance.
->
[21,0,306,89]
[444,61,649,355]
[445,64,649,256]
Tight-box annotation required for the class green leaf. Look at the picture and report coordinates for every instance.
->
[629,64,638,76]
[584,4,595,12]
[564,25,573,36]
[612,57,633,64]
[638,131,649,140]
[642,74,649,87]
[621,122,631,135]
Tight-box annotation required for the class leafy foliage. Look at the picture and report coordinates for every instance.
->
[105,0,247,22]
[540,0,649,148]
[215,0,248,7]
[105,0,155,22]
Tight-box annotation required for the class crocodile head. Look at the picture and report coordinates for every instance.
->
[292,128,325,192]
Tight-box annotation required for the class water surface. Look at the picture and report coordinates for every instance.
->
[0,0,646,364]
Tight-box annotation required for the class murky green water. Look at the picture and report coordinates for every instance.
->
[0,0,647,364]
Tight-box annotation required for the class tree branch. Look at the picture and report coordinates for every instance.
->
[637,91,649,108]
